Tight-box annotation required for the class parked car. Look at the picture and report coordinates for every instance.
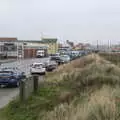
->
[44,60,58,71]
[60,55,71,63]
[30,62,46,75]
[55,52,60,56]
[50,56,64,65]
[0,67,26,87]
[50,53,60,57]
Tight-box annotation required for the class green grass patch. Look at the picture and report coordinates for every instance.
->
[2,85,61,120]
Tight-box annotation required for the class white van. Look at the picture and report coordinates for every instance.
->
[36,50,45,57]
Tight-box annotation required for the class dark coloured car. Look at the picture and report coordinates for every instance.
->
[50,53,60,57]
[0,67,26,87]
[50,56,64,65]
[44,60,58,71]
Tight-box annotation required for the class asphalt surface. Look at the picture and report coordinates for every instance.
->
[0,88,18,108]
[0,57,49,108]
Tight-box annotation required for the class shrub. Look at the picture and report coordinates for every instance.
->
[42,86,120,120]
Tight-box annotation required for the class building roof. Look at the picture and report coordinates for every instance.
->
[42,38,57,43]
[0,37,17,41]
[18,38,57,43]
[24,46,48,49]
[18,40,42,43]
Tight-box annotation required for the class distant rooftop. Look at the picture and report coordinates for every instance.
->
[18,38,57,43]
[0,37,17,41]
[42,38,57,43]
[18,40,42,43]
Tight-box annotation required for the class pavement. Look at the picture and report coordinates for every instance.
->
[0,57,49,108]
[0,88,18,108]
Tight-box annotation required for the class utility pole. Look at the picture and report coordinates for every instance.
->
[108,40,111,60]
[109,40,112,60]
[41,32,43,40]
[110,40,112,50]
[109,40,111,52]
[108,40,110,51]
[97,40,99,50]
[17,41,18,61]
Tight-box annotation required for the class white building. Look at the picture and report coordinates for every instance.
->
[0,38,18,58]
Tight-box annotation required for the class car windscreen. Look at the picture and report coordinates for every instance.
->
[33,64,43,68]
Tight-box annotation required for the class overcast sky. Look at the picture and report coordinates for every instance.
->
[0,0,120,45]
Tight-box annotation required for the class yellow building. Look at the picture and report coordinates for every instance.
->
[41,38,58,54]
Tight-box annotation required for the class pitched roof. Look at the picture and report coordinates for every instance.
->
[0,38,17,41]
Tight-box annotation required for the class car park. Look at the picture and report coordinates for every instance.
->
[0,67,26,87]
[30,62,46,75]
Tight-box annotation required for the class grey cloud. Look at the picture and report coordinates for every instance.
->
[0,0,120,44]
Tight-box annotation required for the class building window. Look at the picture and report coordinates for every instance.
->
[23,43,27,45]
[4,43,17,51]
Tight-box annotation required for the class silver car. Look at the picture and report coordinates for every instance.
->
[60,55,70,63]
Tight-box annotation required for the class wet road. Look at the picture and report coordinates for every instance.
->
[0,58,49,108]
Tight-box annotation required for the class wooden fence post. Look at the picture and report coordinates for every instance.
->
[33,75,39,93]
[19,79,25,102]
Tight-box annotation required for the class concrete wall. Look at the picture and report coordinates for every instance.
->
[20,76,34,100]
[24,77,34,100]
